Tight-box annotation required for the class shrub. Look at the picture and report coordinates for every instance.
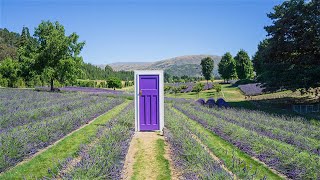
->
[107,77,122,90]
[0,77,9,87]
[14,78,26,88]
[214,84,222,93]
[192,83,204,93]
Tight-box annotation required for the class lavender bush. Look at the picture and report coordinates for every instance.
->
[165,82,213,93]
[238,83,264,96]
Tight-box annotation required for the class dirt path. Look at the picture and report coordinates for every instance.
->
[121,132,179,180]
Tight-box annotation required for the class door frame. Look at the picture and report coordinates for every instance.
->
[134,70,164,132]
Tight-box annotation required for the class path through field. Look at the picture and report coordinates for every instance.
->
[122,132,179,180]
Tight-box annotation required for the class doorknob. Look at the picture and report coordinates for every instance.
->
[139,90,142,96]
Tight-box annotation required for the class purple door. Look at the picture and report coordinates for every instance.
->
[139,75,159,131]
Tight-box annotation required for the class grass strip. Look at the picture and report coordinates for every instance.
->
[155,139,171,180]
[131,139,145,180]
[172,106,284,180]
[0,100,131,180]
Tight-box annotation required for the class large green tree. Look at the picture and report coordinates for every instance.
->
[34,21,85,91]
[200,57,214,85]
[255,0,320,91]
[234,50,254,80]
[218,52,237,82]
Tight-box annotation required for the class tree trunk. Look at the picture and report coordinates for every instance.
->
[50,78,54,92]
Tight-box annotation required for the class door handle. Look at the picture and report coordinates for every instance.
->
[139,90,142,96]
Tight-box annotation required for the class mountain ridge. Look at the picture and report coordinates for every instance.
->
[103,55,221,77]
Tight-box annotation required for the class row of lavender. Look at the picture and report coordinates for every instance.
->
[0,89,125,172]
[174,103,320,179]
[238,83,264,96]
[35,86,126,95]
[166,82,213,93]
[55,103,135,179]
[164,105,233,179]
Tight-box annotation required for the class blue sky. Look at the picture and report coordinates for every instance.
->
[0,0,283,64]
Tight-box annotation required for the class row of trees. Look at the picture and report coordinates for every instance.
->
[218,50,254,83]
[79,63,134,81]
[164,72,205,83]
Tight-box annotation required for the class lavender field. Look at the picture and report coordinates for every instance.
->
[1,88,319,180]
[0,89,125,172]
[173,102,320,179]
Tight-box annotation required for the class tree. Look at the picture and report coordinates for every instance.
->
[200,57,214,86]
[104,65,113,73]
[0,57,19,87]
[164,72,171,83]
[234,50,254,80]
[18,27,37,85]
[255,0,320,91]
[107,77,122,90]
[34,21,85,91]
[252,39,269,76]
[218,52,237,83]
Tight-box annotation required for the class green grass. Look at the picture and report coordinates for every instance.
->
[0,100,131,180]
[166,84,244,100]
[131,139,145,180]
[155,139,171,180]
[131,138,171,180]
[172,107,284,180]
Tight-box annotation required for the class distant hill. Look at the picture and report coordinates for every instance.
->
[107,55,221,77]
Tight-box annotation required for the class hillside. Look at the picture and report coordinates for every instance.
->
[0,28,20,61]
[108,55,221,77]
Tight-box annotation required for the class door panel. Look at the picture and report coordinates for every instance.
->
[139,75,159,131]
